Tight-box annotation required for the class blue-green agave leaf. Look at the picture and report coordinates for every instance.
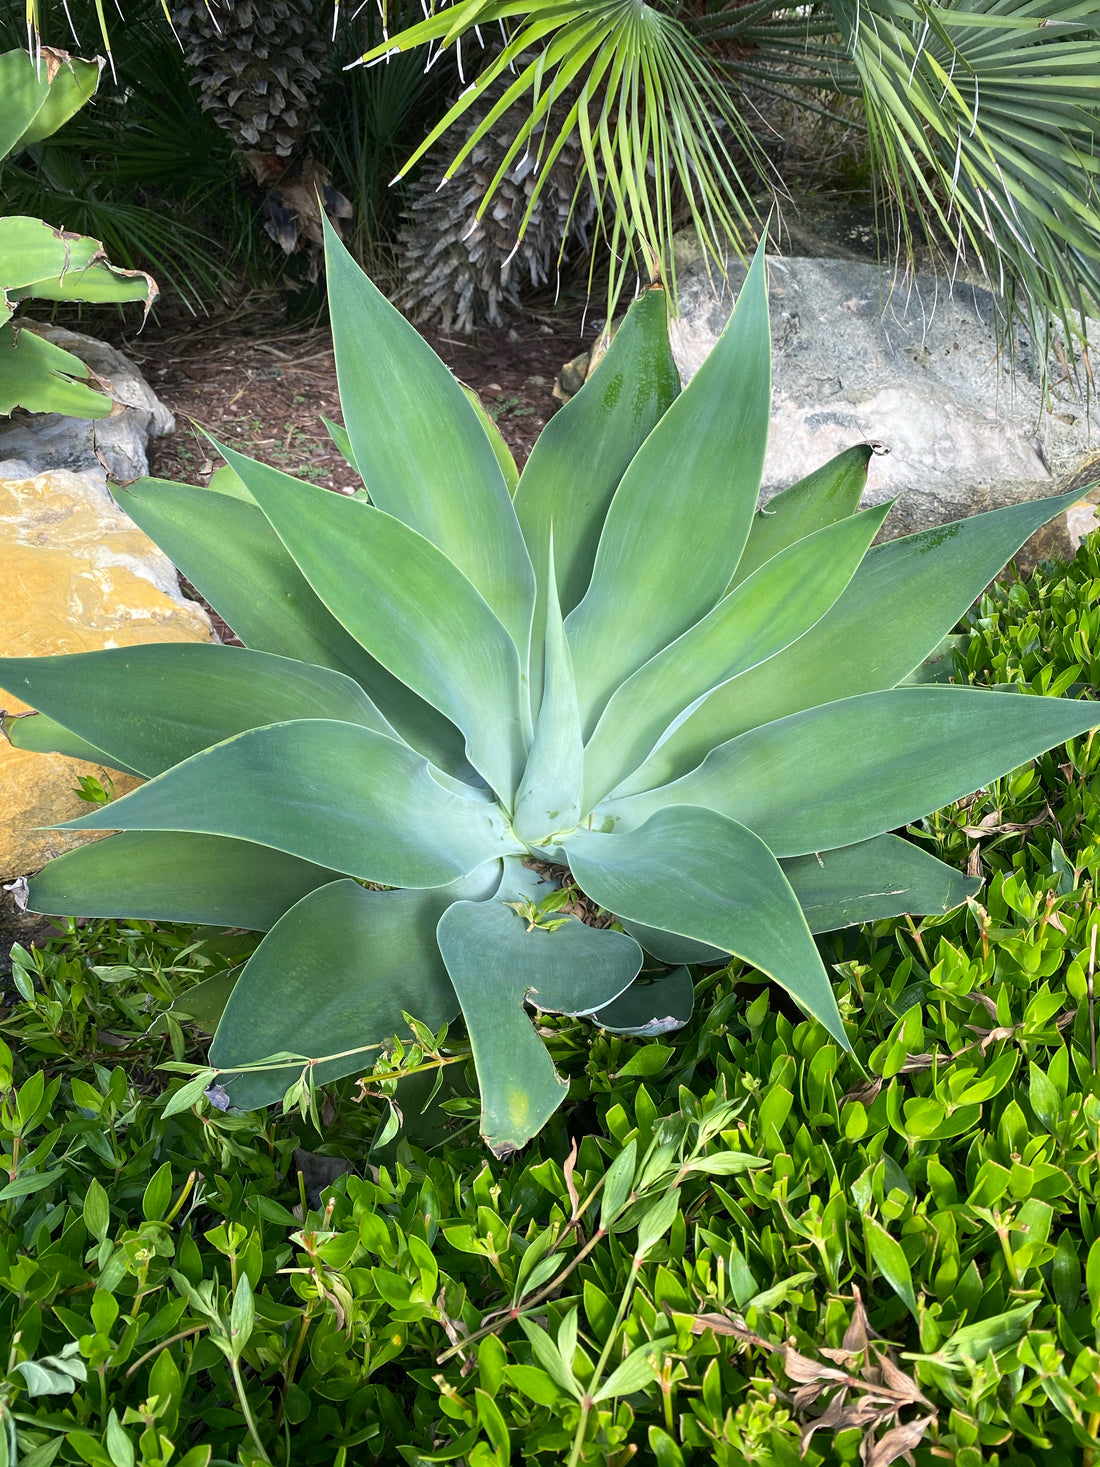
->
[214,445,530,799]
[61,719,522,888]
[3,711,138,775]
[565,806,847,1046]
[27,831,345,930]
[513,285,680,691]
[605,686,1100,858]
[728,444,874,590]
[583,502,890,806]
[587,967,695,1037]
[565,241,771,733]
[115,479,469,776]
[211,870,500,1109]
[782,833,980,933]
[512,542,583,843]
[622,489,1085,789]
[323,218,535,657]
[0,644,394,778]
[436,891,643,1154]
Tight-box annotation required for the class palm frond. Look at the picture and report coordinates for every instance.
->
[358,0,788,310]
[830,0,1100,361]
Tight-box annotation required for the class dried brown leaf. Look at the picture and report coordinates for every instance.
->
[872,1349,931,1407]
[563,1138,580,1221]
[799,1387,849,1450]
[863,1414,935,1467]
[843,1289,872,1355]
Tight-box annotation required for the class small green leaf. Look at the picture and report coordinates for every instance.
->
[864,1218,918,1319]
[636,1188,681,1255]
[594,1335,675,1401]
[229,1274,255,1356]
[161,1071,217,1119]
[141,1162,173,1223]
[83,1177,111,1242]
[615,1044,674,1079]
[600,1141,638,1230]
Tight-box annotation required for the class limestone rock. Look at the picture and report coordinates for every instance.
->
[668,249,1100,560]
[0,469,212,879]
[0,322,174,482]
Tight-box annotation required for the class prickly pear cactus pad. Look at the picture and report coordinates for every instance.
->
[1,224,1094,1154]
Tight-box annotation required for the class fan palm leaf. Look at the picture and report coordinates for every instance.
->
[359,0,1100,354]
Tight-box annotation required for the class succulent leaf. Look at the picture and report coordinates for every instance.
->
[729,444,874,591]
[116,479,470,777]
[4,711,134,773]
[605,686,1100,857]
[513,285,680,655]
[621,487,1087,790]
[565,240,771,733]
[324,218,536,658]
[565,805,848,1046]
[781,834,981,933]
[0,645,395,777]
[213,443,531,798]
[512,542,584,843]
[437,888,643,1153]
[583,500,891,808]
[587,966,695,1037]
[28,831,344,931]
[210,872,501,1110]
[61,719,522,888]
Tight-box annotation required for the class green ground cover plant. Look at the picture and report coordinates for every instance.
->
[0,226,1095,1160]
[2,531,1100,1463]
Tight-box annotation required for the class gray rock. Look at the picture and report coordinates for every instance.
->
[669,247,1100,557]
[0,321,173,482]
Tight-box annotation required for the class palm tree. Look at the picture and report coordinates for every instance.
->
[357,0,1100,359]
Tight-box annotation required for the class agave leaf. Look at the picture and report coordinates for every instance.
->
[564,241,770,733]
[27,831,345,930]
[323,219,535,657]
[211,872,500,1110]
[605,686,1100,858]
[565,806,847,1045]
[115,480,470,777]
[61,719,523,888]
[436,893,643,1154]
[620,488,1085,789]
[587,967,695,1037]
[583,502,891,807]
[0,645,396,778]
[782,833,980,933]
[728,444,874,590]
[459,384,519,495]
[2,711,136,774]
[320,415,359,476]
[0,216,103,290]
[214,445,530,799]
[512,543,583,844]
[619,921,725,967]
[513,286,680,681]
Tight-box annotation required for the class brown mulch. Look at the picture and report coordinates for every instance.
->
[117,292,598,497]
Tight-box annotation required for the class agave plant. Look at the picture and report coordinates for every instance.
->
[1,223,1095,1154]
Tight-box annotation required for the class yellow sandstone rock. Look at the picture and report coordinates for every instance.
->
[1,469,212,878]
